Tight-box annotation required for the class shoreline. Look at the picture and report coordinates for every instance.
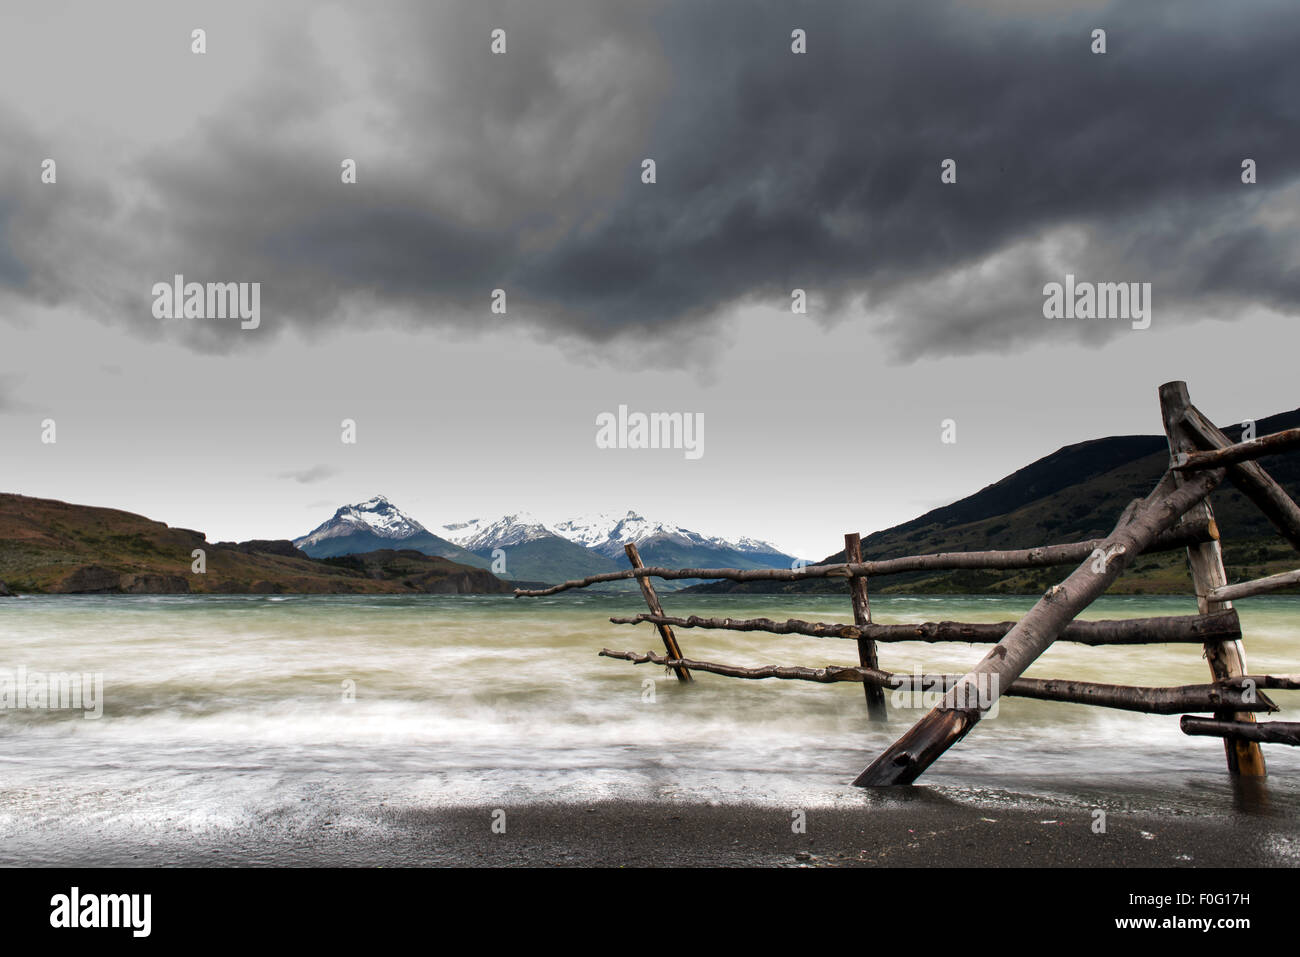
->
[4,790,1297,868]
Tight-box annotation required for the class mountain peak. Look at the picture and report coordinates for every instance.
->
[441,512,556,550]
[298,495,428,547]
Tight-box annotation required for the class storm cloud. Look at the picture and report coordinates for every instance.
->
[1,0,1297,361]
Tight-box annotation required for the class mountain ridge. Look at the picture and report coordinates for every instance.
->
[685,408,1300,595]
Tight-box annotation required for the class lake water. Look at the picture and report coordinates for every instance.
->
[1,593,1297,847]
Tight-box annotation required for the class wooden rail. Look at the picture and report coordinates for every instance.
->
[1207,569,1300,603]
[599,649,1280,715]
[609,609,1243,646]
[513,521,1214,597]
[1181,716,1300,746]
[1173,427,1300,471]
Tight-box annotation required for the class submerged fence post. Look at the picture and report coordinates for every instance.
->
[845,533,888,722]
[625,542,692,683]
[1159,381,1266,777]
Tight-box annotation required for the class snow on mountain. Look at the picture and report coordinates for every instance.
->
[439,512,556,551]
[549,510,785,558]
[294,495,427,547]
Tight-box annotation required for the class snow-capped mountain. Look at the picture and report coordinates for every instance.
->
[295,495,426,548]
[440,512,556,551]
[293,496,488,567]
[295,499,797,583]
[550,510,786,560]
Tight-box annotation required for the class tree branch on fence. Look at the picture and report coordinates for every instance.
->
[599,648,1279,715]
[1180,716,1300,746]
[608,609,1242,646]
[1173,427,1300,472]
[514,521,1214,597]
[853,466,1223,786]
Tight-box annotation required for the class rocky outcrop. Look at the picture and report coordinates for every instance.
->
[120,573,190,594]
[54,565,124,593]
[52,567,191,594]
[0,580,12,597]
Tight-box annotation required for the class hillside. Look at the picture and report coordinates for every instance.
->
[687,409,1300,596]
[0,494,510,595]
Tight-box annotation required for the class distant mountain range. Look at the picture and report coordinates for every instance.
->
[687,407,1300,595]
[293,501,800,587]
[7,406,1297,596]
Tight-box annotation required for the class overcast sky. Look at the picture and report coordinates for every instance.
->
[1,0,1297,559]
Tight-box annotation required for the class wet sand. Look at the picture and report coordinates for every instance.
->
[5,784,1297,867]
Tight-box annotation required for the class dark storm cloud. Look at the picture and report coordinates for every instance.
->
[2,0,1298,359]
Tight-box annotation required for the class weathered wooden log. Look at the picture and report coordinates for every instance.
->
[1207,568,1300,603]
[625,542,690,683]
[1179,399,1300,553]
[609,609,1243,647]
[599,649,1278,714]
[853,466,1223,786]
[1181,716,1300,746]
[1162,381,1266,777]
[846,532,887,721]
[1221,673,1300,690]
[1173,428,1300,472]
[513,521,1214,597]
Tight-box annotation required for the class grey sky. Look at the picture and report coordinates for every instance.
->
[0,0,1297,559]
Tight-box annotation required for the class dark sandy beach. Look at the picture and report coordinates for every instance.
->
[5,781,1297,867]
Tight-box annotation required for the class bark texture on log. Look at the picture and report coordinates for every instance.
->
[853,466,1222,785]
[598,649,1279,714]
[1179,400,1300,552]
[624,542,691,683]
[1181,717,1300,746]
[609,609,1243,646]
[846,532,887,721]
[1173,428,1300,472]
[1207,568,1300,603]
[1161,381,1266,776]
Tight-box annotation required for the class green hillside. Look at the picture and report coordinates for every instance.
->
[0,494,510,595]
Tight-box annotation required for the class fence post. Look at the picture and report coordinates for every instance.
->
[1159,381,1266,777]
[845,533,888,721]
[625,542,692,682]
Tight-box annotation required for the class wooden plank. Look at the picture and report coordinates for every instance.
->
[852,467,1223,786]
[845,533,887,721]
[608,609,1243,646]
[1181,716,1300,747]
[1161,381,1266,777]
[1173,427,1300,471]
[624,542,691,683]
[1207,568,1300,603]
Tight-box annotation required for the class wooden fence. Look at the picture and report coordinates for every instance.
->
[516,381,1300,784]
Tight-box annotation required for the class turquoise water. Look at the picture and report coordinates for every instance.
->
[0,593,1296,838]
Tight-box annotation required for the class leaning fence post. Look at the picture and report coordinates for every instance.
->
[845,533,888,721]
[625,542,692,682]
[1159,381,1266,777]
